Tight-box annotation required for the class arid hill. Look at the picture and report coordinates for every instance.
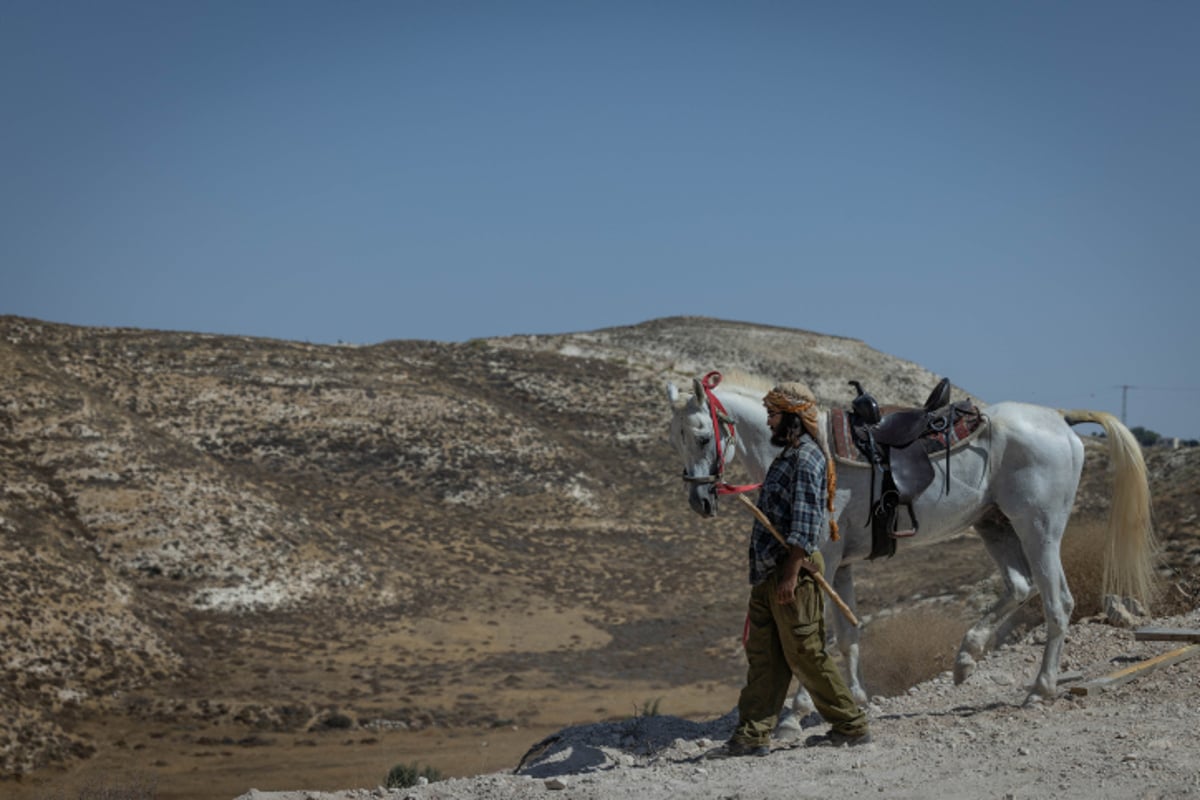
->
[1,315,1196,799]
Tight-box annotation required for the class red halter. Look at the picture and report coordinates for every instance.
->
[694,371,761,496]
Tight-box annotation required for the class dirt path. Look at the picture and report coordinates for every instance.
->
[235,608,1200,800]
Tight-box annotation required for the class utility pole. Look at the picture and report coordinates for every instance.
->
[1119,384,1133,425]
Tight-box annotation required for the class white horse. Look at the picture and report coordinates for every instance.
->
[667,371,1156,708]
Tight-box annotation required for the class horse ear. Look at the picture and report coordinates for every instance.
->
[692,377,706,404]
[666,382,680,405]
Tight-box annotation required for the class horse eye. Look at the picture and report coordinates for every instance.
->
[695,436,711,447]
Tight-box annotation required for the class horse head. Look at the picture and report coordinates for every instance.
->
[666,375,736,518]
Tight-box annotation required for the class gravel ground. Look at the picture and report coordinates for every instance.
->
[234,608,1200,800]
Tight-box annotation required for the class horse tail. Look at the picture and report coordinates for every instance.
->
[1061,409,1158,607]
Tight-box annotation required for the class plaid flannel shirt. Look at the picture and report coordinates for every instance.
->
[748,437,828,585]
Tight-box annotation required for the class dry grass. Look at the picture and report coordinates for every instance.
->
[860,608,969,697]
[1060,516,1182,617]
[1061,518,1108,619]
[1158,575,1200,617]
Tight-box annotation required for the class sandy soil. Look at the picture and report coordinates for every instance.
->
[233,608,1200,800]
[3,625,753,800]
[7,524,1189,800]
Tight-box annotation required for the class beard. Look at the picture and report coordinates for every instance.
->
[770,424,789,448]
[771,416,805,448]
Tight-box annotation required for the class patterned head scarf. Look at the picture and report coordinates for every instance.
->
[764,382,839,540]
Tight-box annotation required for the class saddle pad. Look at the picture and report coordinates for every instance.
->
[830,407,868,463]
[920,402,985,454]
[829,404,986,465]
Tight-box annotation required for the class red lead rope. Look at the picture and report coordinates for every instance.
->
[699,371,761,496]
[700,370,762,651]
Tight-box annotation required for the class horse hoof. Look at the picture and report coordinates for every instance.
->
[953,653,976,685]
[790,696,817,717]
[1024,678,1056,704]
[774,710,803,742]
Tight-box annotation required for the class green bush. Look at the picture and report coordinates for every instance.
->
[1130,426,1161,447]
[385,762,444,789]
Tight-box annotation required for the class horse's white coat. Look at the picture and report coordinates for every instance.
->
[667,374,1155,710]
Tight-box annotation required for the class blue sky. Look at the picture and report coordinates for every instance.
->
[3,1,1198,438]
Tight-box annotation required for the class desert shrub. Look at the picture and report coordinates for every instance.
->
[634,697,662,718]
[1157,572,1199,617]
[622,697,670,754]
[861,607,967,697]
[58,775,157,800]
[1061,518,1108,618]
[323,712,354,729]
[1065,517,1181,616]
[385,762,443,789]
[309,710,355,731]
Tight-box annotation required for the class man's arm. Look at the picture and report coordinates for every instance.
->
[787,447,827,554]
[775,544,820,606]
[778,447,827,605]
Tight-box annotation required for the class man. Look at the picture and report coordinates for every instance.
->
[707,381,870,758]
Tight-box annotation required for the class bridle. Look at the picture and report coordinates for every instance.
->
[680,371,761,499]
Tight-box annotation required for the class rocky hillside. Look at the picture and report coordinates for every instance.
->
[1,315,1195,796]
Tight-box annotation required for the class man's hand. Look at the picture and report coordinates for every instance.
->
[776,547,816,605]
[776,571,799,605]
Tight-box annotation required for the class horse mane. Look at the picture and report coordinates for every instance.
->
[711,369,774,398]
[714,368,833,453]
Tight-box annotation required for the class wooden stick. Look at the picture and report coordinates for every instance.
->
[1134,627,1200,643]
[733,493,861,628]
[1068,643,1200,696]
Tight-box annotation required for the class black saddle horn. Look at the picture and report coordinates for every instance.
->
[848,380,881,425]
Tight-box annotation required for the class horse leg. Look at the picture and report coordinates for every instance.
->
[1019,524,1074,701]
[779,650,819,734]
[828,563,868,706]
[954,513,1036,685]
[984,410,1083,701]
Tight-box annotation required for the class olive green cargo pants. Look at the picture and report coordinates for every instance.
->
[732,551,868,746]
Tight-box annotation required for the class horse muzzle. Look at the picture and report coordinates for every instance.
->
[682,473,719,517]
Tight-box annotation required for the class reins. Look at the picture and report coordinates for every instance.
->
[681,370,761,496]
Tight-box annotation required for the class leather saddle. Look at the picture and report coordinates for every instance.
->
[846,378,980,559]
